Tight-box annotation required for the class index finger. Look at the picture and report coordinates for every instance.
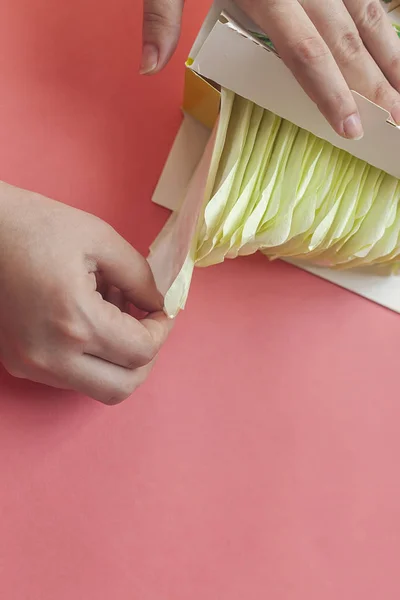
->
[87,297,174,369]
[92,224,163,313]
[238,0,364,139]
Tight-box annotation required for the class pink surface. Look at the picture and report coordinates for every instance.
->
[1,1,400,598]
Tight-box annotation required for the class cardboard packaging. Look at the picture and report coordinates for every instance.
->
[150,0,400,315]
[382,1,400,12]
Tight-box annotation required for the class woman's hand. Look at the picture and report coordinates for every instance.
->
[0,183,172,404]
[141,0,400,139]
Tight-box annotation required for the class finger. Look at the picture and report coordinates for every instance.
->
[5,340,157,403]
[95,272,108,299]
[105,286,128,312]
[92,226,163,313]
[3,352,152,404]
[303,0,400,123]
[86,298,173,368]
[141,0,184,74]
[238,0,363,138]
[62,354,154,405]
[344,0,400,120]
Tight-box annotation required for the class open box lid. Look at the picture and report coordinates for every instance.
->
[188,4,400,180]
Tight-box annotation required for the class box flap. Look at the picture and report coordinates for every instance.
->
[290,262,400,314]
[189,0,253,61]
[152,113,211,211]
[190,15,400,180]
[390,6,400,23]
[182,69,220,130]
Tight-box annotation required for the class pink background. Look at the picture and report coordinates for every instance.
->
[1,1,400,598]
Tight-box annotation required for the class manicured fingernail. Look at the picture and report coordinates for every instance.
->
[343,113,364,140]
[140,43,159,75]
[391,102,400,125]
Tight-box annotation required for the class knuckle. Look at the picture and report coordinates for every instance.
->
[46,290,93,346]
[371,79,394,105]
[56,317,92,346]
[334,30,364,66]
[317,90,348,117]
[129,330,158,368]
[289,36,329,65]
[136,341,157,367]
[143,10,178,32]
[359,1,384,32]
[390,52,400,82]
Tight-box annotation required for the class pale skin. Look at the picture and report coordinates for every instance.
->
[1,0,399,404]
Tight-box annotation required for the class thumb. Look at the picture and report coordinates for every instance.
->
[141,0,184,74]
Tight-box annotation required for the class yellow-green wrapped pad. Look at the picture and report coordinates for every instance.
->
[193,89,400,272]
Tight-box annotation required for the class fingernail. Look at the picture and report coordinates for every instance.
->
[140,43,159,75]
[343,113,364,140]
[391,102,400,125]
